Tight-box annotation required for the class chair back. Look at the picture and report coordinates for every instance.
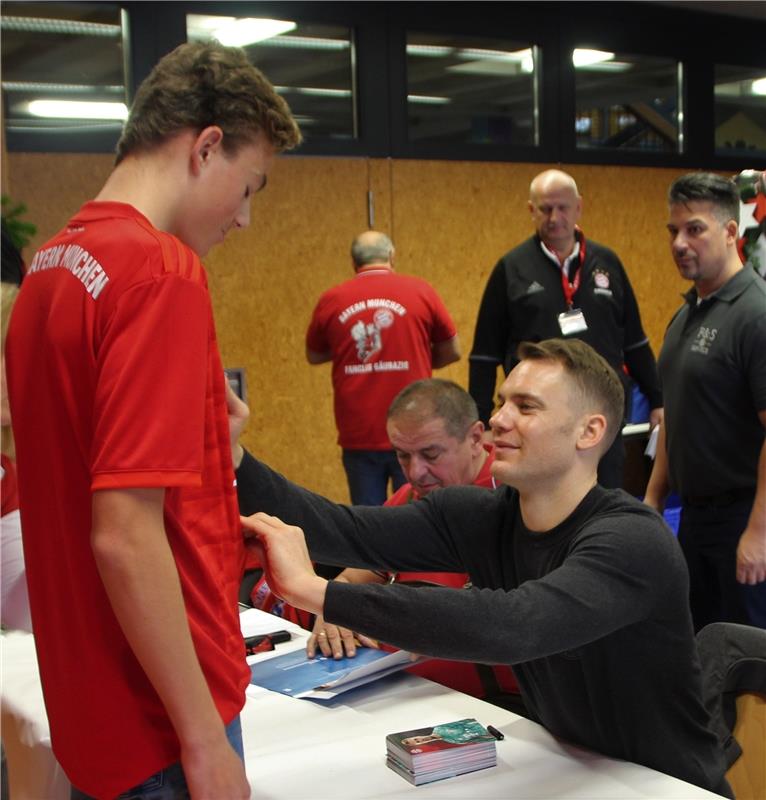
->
[696,622,766,800]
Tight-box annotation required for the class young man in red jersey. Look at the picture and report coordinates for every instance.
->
[6,42,300,799]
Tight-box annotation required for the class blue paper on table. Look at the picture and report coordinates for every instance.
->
[249,647,422,699]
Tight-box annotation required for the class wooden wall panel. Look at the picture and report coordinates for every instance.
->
[6,152,698,503]
[5,153,114,250]
[389,160,691,382]
[204,155,374,501]
[390,160,541,390]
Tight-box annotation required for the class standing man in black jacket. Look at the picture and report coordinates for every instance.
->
[469,169,662,488]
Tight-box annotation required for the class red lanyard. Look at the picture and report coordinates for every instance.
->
[559,234,586,308]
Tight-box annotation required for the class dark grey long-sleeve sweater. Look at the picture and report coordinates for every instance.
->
[237,450,728,794]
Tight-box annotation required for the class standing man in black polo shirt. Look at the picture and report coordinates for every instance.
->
[645,172,766,631]
[468,169,663,489]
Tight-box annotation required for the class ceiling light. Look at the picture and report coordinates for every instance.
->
[257,35,348,50]
[275,86,351,98]
[0,15,120,37]
[407,44,455,57]
[449,47,534,77]
[579,61,632,73]
[3,81,124,95]
[212,18,296,47]
[187,17,347,50]
[27,100,128,120]
[295,87,351,98]
[753,78,766,95]
[572,49,615,67]
[408,95,451,105]
[458,47,525,61]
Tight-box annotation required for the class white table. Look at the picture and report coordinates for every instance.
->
[2,628,722,799]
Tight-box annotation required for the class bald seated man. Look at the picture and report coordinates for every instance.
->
[468,169,663,489]
[306,230,460,506]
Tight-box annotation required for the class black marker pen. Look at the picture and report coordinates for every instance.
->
[487,725,504,741]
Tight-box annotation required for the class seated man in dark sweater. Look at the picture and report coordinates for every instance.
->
[235,338,729,796]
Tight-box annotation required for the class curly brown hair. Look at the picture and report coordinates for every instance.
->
[116,42,301,163]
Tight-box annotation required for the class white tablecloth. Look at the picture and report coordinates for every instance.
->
[2,627,722,799]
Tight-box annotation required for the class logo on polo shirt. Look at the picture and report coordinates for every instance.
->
[374,308,394,329]
[691,325,718,355]
[594,270,610,289]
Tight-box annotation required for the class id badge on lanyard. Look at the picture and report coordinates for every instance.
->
[557,238,588,336]
[558,308,588,335]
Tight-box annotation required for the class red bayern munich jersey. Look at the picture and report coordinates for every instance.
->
[5,201,248,798]
[383,445,519,698]
[306,266,457,449]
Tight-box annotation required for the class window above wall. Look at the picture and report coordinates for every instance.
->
[1,2,127,149]
[2,0,764,170]
[186,13,357,142]
[714,64,766,160]
[573,50,681,153]
[405,32,539,148]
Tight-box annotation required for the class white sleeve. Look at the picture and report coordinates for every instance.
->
[1,508,33,632]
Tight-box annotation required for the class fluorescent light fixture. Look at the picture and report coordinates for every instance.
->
[573,49,615,67]
[580,61,632,73]
[408,95,451,105]
[27,100,128,120]
[0,15,120,37]
[407,44,455,57]
[258,35,348,50]
[715,77,766,97]
[186,17,347,50]
[2,81,124,95]
[520,51,534,74]
[210,18,296,47]
[187,14,235,32]
[458,47,525,61]
[293,87,351,98]
[274,85,351,98]
[449,47,534,77]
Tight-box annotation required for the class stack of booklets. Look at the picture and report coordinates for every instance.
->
[249,646,426,699]
[385,718,497,785]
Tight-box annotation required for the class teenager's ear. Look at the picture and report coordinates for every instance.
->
[190,126,224,175]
